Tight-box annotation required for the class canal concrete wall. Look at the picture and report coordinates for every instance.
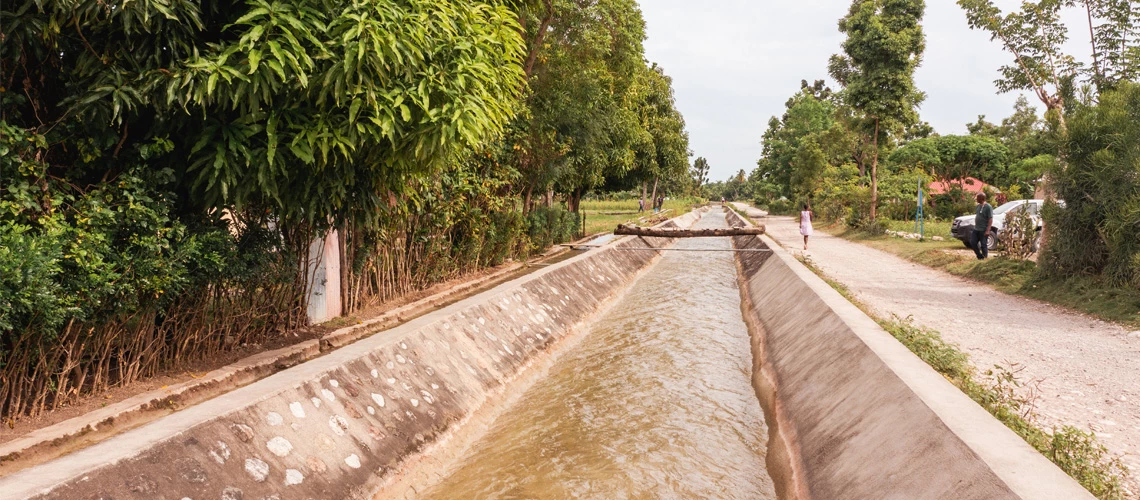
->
[725,208,1092,500]
[0,210,706,500]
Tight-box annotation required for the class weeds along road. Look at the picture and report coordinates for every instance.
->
[757,211,1140,494]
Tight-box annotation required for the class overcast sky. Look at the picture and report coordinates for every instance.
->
[640,0,1090,182]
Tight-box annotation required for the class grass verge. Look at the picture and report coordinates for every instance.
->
[796,254,1129,498]
[827,225,1140,329]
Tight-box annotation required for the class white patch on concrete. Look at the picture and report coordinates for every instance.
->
[396,355,406,364]
[290,423,301,431]
[328,379,339,388]
[370,369,379,378]
[221,487,243,500]
[420,390,434,404]
[209,441,231,464]
[386,361,395,369]
[410,398,420,407]
[266,437,293,457]
[400,342,408,349]
[289,401,306,419]
[328,415,349,436]
[284,468,304,486]
[311,397,322,408]
[478,317,486,325]
[371,393,385,407]
[345,454,362,469]
[401,382,412,390]
[266,412,284,426]
[431,383,439,389]
[321,389,336,402]
[245,457,269,482]
[485,332,498,341]
[367,406,375,415]
[387,378,396,385]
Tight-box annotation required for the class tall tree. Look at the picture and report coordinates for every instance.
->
[691,157,711,192]
[754,83,836,203]
[508,0,651,212]
[830,0,927,219]
[958,0,1077,134]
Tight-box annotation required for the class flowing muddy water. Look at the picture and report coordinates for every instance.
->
[419,211,776,499]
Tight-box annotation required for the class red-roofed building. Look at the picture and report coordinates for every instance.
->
[927,177,997,195]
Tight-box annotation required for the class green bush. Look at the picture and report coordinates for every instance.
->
[526,206,580,250]
[1041,82,1140,287]
[767,198,796,215]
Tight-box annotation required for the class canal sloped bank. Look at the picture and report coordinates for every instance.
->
[416,210,776,499]
[0,210,706,500]
[725,208,1093,499]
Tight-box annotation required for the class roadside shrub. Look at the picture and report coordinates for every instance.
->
[526,206,580,250]
[1001,205,1038,260]
[0,135,302,418]
[767,198,795,215]
[1040,82,1140,286]
[929,188,975,221]
[881,317,1127,497]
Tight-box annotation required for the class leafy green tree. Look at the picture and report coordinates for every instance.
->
[958,0,1077,133]
[830,0,927,219]
[753,84,836,203]
[691,157,711,193]
[889,135,1009,187]
[508,0,655,212]
[1040,82,1140,287]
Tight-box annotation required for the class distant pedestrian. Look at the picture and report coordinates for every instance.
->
[655,195,664,213]
[971,192,993,260]
[638,197,645,213]
[799,204,813,250]
[721,196,726,205]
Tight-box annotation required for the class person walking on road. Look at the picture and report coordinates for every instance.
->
[971,192,993,260]
[638,197,645,213]
[799,204,813,250]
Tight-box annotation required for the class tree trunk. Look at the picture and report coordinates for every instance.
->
[523,185,533,213]
[1085,1,1102,91]
[545,189,553,207]
[569,189,583,213]
[523,0,555,77]
[870,118,879,220]
[649,177,659,208]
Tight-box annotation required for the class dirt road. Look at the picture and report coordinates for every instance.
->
[748,207,1140,493]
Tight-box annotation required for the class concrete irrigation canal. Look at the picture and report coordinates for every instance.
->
[0,208,1094,499]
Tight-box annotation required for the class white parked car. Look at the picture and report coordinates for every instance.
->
[950,199,1063,251]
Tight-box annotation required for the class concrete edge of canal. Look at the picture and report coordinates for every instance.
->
[0,209,709,500]
[725,208,1093,500]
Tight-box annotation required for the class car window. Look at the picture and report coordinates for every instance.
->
[1026,203,1039,215]
[994,201,1023,214]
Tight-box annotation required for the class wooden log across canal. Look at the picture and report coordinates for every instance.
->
[613,224,766,237]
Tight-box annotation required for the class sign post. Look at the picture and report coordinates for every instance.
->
[915,179,925,238]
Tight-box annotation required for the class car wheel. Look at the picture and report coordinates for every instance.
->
[987,233,998,251]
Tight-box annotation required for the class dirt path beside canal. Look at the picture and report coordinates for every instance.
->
[750,208,1140,495]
